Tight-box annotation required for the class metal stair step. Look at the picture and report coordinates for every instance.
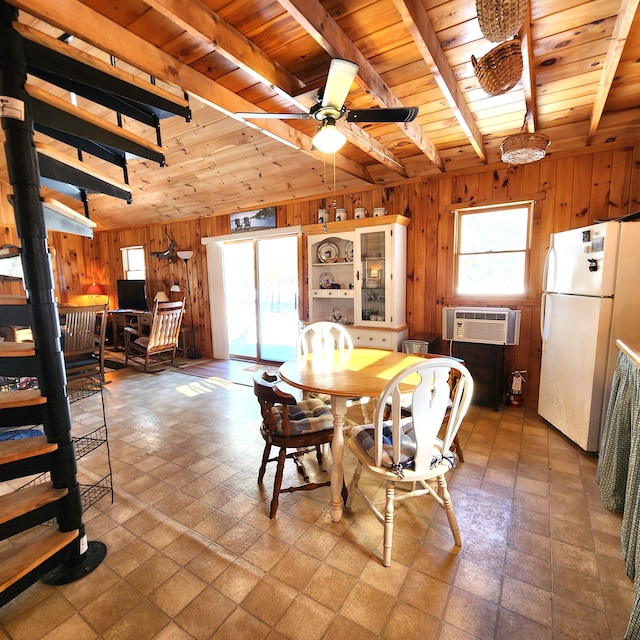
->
[0,527,78,594]
[0,482,67,526]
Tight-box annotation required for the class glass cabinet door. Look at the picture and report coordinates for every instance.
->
[356,228,388,324]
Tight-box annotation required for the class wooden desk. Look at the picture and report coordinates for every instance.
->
[279,348,425,522]
[109,309,151,350]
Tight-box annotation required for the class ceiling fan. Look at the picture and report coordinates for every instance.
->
[235,59,418,153]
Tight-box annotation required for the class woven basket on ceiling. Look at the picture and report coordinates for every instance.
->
[500,132,550,164]
[472,39,523,96]
[476,0,527,43]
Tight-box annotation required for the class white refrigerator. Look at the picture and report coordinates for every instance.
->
[538,220,640,452]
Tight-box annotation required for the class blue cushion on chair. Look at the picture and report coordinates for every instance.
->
[352,419,456,477]
[270,398,333,436]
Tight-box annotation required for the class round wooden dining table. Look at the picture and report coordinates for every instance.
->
[279,347,426,522]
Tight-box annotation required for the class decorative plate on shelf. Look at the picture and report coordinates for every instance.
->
[317,242,339,263]
[345,241,354,262]
[319,273,334,289]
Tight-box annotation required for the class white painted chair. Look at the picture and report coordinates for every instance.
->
[296,321,371,422]
[346,358,474,566]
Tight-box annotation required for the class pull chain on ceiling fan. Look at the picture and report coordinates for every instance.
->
[235,59,419,153]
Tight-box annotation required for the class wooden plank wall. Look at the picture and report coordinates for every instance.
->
[2,144,639,402]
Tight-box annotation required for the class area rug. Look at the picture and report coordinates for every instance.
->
[104,358,127,371]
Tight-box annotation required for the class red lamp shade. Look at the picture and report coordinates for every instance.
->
[86,283,104,295]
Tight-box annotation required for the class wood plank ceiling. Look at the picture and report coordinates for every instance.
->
[1,0,639,230]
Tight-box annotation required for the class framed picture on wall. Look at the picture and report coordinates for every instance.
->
[230,206,276,233]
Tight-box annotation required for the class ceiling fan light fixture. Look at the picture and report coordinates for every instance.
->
[313,118,346,154]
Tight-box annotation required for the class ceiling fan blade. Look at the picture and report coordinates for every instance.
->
[321,59,358,111]
[235,112,312,120]
[346,107,419,123]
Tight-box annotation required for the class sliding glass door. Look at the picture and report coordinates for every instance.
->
[223,234,299,363]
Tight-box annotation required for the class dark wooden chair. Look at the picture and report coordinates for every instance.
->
[253,371,335,518]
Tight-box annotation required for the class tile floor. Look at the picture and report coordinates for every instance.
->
[0,361,635,639]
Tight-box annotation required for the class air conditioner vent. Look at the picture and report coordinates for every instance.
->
[442,307,521,345]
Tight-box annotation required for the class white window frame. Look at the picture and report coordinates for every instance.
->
[454,202,533,297]
[121,245,146,280]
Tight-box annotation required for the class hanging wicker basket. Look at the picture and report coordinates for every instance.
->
[476,0,527,43]
[472,39,523,96]
[500,131,550,164]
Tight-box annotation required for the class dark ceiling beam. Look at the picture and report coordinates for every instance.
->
[27,84,166,165]
[6,0,373,183]
[16,22,190,121]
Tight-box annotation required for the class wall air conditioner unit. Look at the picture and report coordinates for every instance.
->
[442,307,521,345]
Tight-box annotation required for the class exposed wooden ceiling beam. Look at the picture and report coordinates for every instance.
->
[519,3,536,133]
[6,0,373,183]
[141,0,304,100]
[142,0,409,177]
[392,0,486,163]
[587,0,640,144]
[277,0,445,172]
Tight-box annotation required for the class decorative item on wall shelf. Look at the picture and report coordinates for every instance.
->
[476,0,527,43]
[345,241,354,262]
[373,207,386,217]
[335,208,347,222]
[501,117,550,164]
[317,242,339,263]
[318,208,328,224]
[319,273,334,289]
[230,206,276,233]
[354,207,367,219]
[472,38,523,96]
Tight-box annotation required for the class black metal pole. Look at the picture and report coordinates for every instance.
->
[184,258,200,359]
[0,1,105,582]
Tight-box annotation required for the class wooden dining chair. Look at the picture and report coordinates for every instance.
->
[124,298,185,371]
[253,371,334,518]
[347,358,474,566]
[58,303,108,384]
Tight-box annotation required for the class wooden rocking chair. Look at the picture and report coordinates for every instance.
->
[124,299,185,371]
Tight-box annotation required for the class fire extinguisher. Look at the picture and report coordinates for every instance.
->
[506,370,526,408]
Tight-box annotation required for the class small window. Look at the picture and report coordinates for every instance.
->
[455,203,532,296]
[121,246,146,280]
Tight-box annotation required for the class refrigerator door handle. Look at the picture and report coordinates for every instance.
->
[542,245,552,292]
[540,292,548,348]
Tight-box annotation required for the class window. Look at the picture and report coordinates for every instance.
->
[455,203,532,296]
[121,246,146,280]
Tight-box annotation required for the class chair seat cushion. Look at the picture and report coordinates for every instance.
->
[270,398,333,436]
[134,337,149,348]
[351,419,456,477]
[65,355,98,369]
